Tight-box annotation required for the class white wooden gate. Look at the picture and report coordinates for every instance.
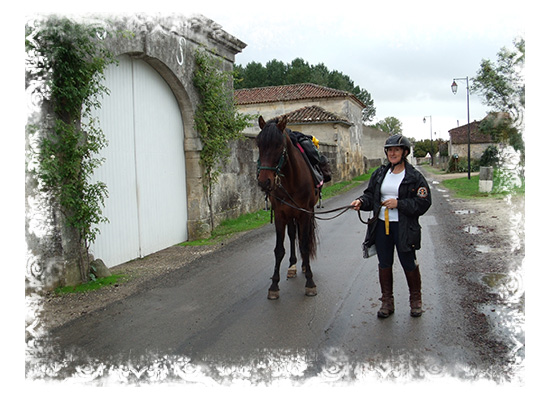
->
[90,55,188,267]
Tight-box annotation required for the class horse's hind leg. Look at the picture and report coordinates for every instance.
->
[268,220,285,300]
[287,220,298,279]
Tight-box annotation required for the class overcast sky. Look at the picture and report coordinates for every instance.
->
[21,0,530,142]
[189,0,525,141]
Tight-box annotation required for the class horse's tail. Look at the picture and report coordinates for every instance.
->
[308,213,318,259]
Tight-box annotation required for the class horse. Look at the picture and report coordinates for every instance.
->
[256,115,319,299]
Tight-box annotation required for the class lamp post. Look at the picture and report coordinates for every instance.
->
[423,115,434,166]
[451,77,471,179]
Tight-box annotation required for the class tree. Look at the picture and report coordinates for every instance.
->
[236,61,267,89]
[472,38,524,143]
[359,90,376,122]
[286,58,311,84]
[372,116,403,135]
[412,138,446,159]
[479,112,523,153]
[265,59,287,86]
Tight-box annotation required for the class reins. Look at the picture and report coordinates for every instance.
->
[266,187,374,225]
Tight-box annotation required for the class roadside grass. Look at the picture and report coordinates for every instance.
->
[441,169,524,199]
[181,168,377,247]
[180,210,272,246]
[54,274,127,295]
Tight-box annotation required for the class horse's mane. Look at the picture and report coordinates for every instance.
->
[256,118,286,153]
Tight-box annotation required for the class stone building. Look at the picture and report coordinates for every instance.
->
[235,83,367,182]
[448,118,494,159]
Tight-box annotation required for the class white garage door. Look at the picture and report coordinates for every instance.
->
[90,55,188,267]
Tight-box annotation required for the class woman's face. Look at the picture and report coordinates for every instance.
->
[386,146,404,164]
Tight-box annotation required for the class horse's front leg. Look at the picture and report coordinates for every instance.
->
[299,217,317,297]
[268,219,286,300]
[286,219,298,279]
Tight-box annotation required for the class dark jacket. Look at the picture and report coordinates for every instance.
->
[357,162,431,253]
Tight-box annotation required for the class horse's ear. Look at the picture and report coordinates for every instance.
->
[259,116,266,129]
[277,115,288,132]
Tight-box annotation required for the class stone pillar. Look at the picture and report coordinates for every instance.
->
[479,166,493,193]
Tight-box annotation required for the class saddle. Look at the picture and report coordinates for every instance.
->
[287,129,332,188]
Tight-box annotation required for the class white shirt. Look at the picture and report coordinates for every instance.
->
[378,168,405,221]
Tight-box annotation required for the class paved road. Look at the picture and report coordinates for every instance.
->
[43,169,490,383]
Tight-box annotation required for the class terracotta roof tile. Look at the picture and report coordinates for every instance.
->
[235,83,365,107]
[281,105,351,125]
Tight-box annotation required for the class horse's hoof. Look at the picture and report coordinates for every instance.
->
[287,265,297,279]
[268,290,280,300]
[305,287,317,297]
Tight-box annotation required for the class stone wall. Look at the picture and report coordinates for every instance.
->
[362,125,388,170]
[450,143,493,160]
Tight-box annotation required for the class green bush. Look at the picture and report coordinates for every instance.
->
[480,145,499,167]
[447,157,480,173]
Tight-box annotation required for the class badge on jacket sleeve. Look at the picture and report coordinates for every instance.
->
[417,187,428,198]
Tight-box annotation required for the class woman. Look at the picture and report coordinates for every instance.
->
[351,134,431,318]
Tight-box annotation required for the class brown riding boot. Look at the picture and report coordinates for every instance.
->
[377,267,394,318]
[405,267,423,317]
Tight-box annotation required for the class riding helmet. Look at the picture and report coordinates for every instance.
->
[384,134,411,156]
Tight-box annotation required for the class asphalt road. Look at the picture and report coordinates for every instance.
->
[43,170,493,384]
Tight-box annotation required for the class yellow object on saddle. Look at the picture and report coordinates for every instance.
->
[311,136,319,148]
[385,207,390,235]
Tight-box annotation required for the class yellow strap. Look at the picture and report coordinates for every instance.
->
[385,207,390,235]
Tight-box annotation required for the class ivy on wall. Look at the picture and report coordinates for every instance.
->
[26,16,117,282]
[193,48,253,229]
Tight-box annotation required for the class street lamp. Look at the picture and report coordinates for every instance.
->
[451,77,471,179]
[423,115,434,166]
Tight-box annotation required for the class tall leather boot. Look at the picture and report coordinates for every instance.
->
[377,266,394,318]
[404,267,422,317]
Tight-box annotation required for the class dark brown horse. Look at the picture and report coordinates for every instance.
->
[256,115,319,299]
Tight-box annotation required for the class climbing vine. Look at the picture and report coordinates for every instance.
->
[193,48,253,229]
[26,16,117,282]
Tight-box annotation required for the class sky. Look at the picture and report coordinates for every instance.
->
[20,0,530,142]
[188,0,526,142]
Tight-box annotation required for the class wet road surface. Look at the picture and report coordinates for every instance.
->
[35,170,509,384]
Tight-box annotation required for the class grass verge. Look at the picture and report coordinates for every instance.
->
[441,169,524,199]
[54,274,127,295]
[181,210,272,246]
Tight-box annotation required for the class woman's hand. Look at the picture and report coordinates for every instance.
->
[351,199,362,211]
[381,198,398,209]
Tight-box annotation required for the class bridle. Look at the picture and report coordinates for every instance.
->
[257,146,287,180]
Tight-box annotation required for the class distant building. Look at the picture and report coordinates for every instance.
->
[235,83,386,180]
[448,116,494,159]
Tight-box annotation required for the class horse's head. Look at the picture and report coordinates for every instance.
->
[256,115,288,193]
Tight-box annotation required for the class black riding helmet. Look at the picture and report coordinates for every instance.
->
[384,134,411,168]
